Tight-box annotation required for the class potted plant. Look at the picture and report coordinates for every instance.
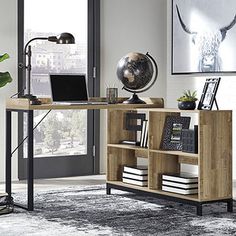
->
[0,53,12,88]
[177,90,198,110]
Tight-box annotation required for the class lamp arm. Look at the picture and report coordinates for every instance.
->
[24,37,48,54]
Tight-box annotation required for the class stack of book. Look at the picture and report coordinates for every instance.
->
[122,165,148,187]
[161,173,198,195]
[140,120,149,148]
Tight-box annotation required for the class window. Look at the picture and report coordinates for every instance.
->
[18,0,100,179]
[24,0,88,157]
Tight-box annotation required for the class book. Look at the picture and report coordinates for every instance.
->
[143,120,149,148]
[140,120,147,147]
[122,177,148,187]
[123,172,148,181]
[162,180,198,189]
[182,125,198,154]
[121,140,136,145]
[162,185,198,195]
[162,173,198,183]
[123,165,148,175]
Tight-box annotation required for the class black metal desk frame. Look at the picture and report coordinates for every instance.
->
[6,109,34,211]
[5,99,162,211]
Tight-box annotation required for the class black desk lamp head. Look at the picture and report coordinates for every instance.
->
[21,32,75,104]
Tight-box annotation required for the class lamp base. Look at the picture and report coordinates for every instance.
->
[123,93,146,104]
[21,94,42,105]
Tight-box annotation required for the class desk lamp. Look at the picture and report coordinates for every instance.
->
[20,32,75,105]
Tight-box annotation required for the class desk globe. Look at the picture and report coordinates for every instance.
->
[116,52,158,104]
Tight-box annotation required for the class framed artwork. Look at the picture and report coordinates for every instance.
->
[197,77,221,110]
[160,116,191,151]
[172,0,236,74]
[125,113,146,131]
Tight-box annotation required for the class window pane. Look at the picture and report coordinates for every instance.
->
[24,0,88,157]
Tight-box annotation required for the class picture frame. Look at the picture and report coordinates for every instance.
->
[160,116,191,151]
[172,0,236,74]
[197,77,221,110]
[125,113,146,131]
[121,112,146,146]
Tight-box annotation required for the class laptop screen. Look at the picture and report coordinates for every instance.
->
[50,74,88,102]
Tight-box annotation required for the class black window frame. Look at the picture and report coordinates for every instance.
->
[17,0,100,179]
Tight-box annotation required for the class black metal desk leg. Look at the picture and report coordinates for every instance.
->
[27,110,34,211]
[227,199,233,212]
[106,183,111,195]
[197,203,203,216]
[6,110,12,198]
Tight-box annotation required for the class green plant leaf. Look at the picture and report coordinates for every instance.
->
[0,72,12,88]
[0,53,10,62]
[177,90,198,101]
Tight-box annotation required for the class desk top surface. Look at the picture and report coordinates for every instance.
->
[6,98,164,110]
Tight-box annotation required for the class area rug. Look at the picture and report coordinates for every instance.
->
[0,185,236,236]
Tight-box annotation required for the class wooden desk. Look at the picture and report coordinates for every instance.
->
[5,97,164,211]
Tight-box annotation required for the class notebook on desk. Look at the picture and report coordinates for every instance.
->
[50,74,107,105]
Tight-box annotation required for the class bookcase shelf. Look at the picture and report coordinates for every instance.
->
[106,107,233,216]
[149,149,198,158]
[107,180,199,201]
[107,143,148,151]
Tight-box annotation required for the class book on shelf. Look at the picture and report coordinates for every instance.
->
[162,185,198,195]
[123,165,148,175]
[181,125,198,154]
[123,172,148,181]
[140,120,147,147]
[140,120,148,148]
[121,140,137,145]
[143,120,149,148]
[162,172,198,183]
[122,177,148,187]
[162,180,198,189]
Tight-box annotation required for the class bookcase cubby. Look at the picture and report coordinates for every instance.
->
[106,108,233,215]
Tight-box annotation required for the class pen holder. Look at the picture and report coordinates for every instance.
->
[106,88,118,104]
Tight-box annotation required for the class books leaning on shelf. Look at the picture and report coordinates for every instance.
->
[161,172,198,195]
[122,165,148,187]
[140,120,148,148]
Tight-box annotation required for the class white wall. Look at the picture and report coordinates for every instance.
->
[0,0,18,182]
[166,0,236,179]
[100,0,167,173]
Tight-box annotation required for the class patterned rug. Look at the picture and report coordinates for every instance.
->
[0,185,235,236]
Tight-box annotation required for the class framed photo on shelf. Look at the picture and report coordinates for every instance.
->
[172,0,236,74]
[121,112,146,146]
[197,78,221,110]
[160,116,191,151]
[125,113,146,131]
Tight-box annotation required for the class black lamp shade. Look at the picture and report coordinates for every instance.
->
[57,32,75,44]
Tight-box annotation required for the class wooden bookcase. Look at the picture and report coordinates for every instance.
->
[106,108,233,215]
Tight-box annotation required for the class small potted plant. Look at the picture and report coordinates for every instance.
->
[0,53,12,88]
[177,90,198,110]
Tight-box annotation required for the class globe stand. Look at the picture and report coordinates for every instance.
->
[123,93,146,104]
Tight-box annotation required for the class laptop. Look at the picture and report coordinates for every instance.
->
[50,74,107,105]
